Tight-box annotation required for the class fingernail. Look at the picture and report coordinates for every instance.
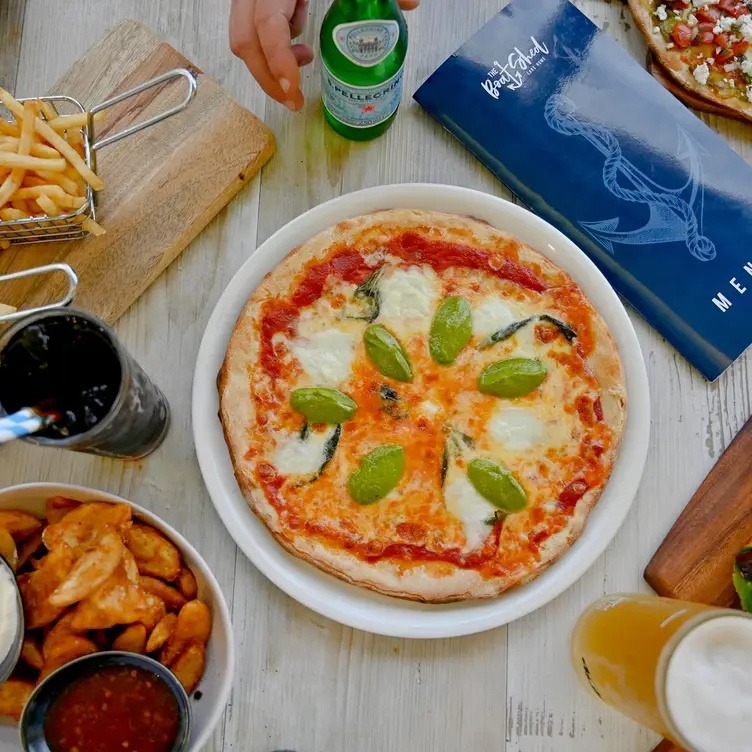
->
[283,100,297,111]
[279,78,291,93]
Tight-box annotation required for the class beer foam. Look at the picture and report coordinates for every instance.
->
[665,615,752,752]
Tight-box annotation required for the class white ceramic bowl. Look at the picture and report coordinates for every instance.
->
[193,183,650,639]
[0,483,234,752]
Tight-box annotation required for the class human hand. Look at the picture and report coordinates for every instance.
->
[230,0,421,111]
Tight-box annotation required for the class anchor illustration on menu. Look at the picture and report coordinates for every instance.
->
[545,40,716,262]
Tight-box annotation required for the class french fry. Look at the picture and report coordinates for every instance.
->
[169,644,206,695]
[0,119,19,137]
[112,623,148,654]
[0,239,10,250]
[0,510,43,542]
[36,99,59,122]
[0,208,26,221]
[177,567,198,600]
[0,153,66,172]
[35,170,79,195]
[45,496,82,525]
[0,678,34,721]
[35,193,62,217]
[0,89,103,190]
[0,528,18,570]
[21,635,44,671]
[14,185,86,209]
[11,198,29,213]
[160,600,211,667]
[46,111,105,131]
[146,612,177,654]
[0,100,36,207]
[82,217,105,236]
[138,575,187,612]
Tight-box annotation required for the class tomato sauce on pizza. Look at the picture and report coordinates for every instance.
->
[220,210,625,602]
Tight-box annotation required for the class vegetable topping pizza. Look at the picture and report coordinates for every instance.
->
[219,210,626,602]
[631,0,752,119]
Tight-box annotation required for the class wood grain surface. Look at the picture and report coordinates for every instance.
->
[645,416,752,604]
[1,2,751,752]
[0,19,274,325]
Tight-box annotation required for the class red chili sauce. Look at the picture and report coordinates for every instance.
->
[44,664,181,752]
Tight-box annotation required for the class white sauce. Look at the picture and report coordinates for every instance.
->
[472,296,517,338]
[443,475,497,552]
[273,427,336,476]
[290,329,355,386]
[0,565,18,662]
[489,406,544,450]
[377,266,438,336]
[665,615,752,752]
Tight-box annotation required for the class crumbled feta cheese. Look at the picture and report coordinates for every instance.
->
[724,61,740,71]
[673,8,682,14]
[667,41,675,47]
[656,3,668,20]
[713,24,723,34]
[719,15,737,31]
[654,25,661,34]
[747,83,752,100]
[742,58,752,74]
[688,13,698,25]
[739,17,752,43]
[707,57,716,64]
[693,62,711,84]
[730,79,736,86]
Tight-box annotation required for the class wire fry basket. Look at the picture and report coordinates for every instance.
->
[0,68,197,247]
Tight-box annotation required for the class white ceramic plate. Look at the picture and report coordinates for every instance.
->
[0,483,234,752]
[193,184,650,639]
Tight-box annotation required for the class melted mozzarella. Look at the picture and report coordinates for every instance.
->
[273,428,334,475]
[378,266,438,336]
[472,296,518,338]
[489,406,543,450]
[443,475,497,551]
[290,329,355,386]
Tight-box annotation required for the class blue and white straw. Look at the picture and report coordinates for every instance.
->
[0,407,56,445]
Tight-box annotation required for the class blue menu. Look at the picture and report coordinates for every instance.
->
[414,0,752,381]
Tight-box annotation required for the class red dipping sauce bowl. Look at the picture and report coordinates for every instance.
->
[20,652,191,752]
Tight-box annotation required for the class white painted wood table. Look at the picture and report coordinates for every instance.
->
[1,0,751,750]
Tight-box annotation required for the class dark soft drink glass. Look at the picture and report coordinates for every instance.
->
[0,309,169,459]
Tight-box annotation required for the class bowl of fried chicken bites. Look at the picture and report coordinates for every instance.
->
[0,483,233,752]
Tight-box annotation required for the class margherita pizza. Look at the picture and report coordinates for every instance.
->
[219,210,626,602]
[631,0,752,121]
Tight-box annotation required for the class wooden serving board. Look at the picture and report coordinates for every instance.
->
[645,415,752,752]
[0,20,274,324]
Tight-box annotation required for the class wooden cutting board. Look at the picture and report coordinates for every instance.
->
[645,415,752,752]
[0,19,275,324]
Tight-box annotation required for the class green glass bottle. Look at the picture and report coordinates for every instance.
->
[320,0,408,141]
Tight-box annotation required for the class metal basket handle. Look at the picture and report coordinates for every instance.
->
[0,263,78,323]
[88,68,198,152]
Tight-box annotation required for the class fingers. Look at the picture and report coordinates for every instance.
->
[255,0,303,100]
[398,0,421,9]
[290,0,309,38]
[230,0,309,110]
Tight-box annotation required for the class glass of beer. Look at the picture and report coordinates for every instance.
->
[571,594,752,752]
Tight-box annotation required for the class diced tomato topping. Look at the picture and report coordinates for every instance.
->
[714,32,731,49]
[697,30,716,44]
[718,0,736,11]
[731,5,750,17]
[696,7,721,22]
[672,22,696,47]
[733,40,750,55]
[672,0,690,8]
[715,47,735,63]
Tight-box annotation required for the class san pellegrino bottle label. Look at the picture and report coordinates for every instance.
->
[333,20,399,66]
[322,64,404,129]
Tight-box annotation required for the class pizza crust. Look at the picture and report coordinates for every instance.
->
[629,0,752,122]
[219,209,626,603]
